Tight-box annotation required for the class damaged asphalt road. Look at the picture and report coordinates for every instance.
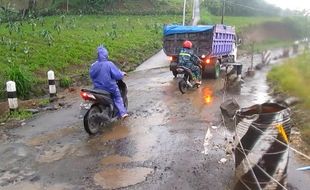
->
[0,49,310,190]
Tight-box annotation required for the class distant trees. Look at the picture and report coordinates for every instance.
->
[203,0,282,16]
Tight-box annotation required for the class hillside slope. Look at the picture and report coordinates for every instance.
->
[0,0,184,14]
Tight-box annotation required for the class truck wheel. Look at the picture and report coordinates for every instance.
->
[204,60,220,79]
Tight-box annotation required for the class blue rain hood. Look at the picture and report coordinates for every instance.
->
[97,46,108,61]
[90,46,124,93]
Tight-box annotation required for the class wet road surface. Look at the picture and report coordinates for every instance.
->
[0,48,309,190]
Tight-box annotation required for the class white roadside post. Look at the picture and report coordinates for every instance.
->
[6,81,18,111]
[47,70,57,99]
[183,0,187,26]
[262,50,271,65]
[192,0,195,20]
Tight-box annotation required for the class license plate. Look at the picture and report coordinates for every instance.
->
[79,102,92,118]
[177,74,184,78]
[80,102,92,110]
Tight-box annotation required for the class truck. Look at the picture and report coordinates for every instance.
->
[163,24,239,79]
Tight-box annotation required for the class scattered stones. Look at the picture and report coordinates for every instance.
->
[284,97,300,106]
[43,105,59,111]
[25,109,39,114]
[246,69,255,77]
[225,144,233,156]
[58,102,66,107]
[218,158,227,164]
[255,63,264,70]
[211,126,218,129]
[29,175,40,182]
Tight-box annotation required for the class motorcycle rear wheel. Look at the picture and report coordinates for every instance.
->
[84,105,109,135]
[179,79,188,94]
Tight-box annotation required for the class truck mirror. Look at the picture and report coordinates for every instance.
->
[238,38,242,44]
[236,38,242,47]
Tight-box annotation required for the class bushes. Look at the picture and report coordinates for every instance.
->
[5,65,33,99]
[59,76,72,88]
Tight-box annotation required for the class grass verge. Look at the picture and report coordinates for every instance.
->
[0,109,33,123]
[268,53,310,145]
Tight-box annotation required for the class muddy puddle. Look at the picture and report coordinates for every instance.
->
[93,167,153,189]
[37,144,77,163]
[26,127,79,146]
[101,155,132,165]
[0,182,73,190]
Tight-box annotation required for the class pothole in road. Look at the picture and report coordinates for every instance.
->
[36,144,77,163]
[93,167,153,189]
[26,127,79,146]
[0,182,74,190]
[100,155,132,165]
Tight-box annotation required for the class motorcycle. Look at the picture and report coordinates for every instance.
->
[79,80,128,135]
[176,58,203,94]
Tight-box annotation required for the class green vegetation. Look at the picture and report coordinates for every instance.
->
[200,7,306,52]
[242,40,294,53]
[0,109,33,123]
[38,98,50,107]
[5,65,33,99]
[268,53,310,145]
[202,0,294,17]
[59,76,72,88]
[0,15,181,99]
[0,0,184,16]
[268,53,310,108]
[200,8,281,32]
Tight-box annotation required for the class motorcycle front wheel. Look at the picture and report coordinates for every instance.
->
[84,105,110,135]
[179,79,188,94]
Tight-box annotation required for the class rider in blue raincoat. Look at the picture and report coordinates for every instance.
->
[89,46,128,119]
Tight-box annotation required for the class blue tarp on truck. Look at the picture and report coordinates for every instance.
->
[163,25,214,36]
[163,24,236,57]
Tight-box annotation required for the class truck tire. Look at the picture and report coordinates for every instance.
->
[204,60,220,79]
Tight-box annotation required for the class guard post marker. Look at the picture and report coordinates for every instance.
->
[262,50,271,65]
[6,81,18,111]
[236,64,242,81]
[47,70,57,100]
